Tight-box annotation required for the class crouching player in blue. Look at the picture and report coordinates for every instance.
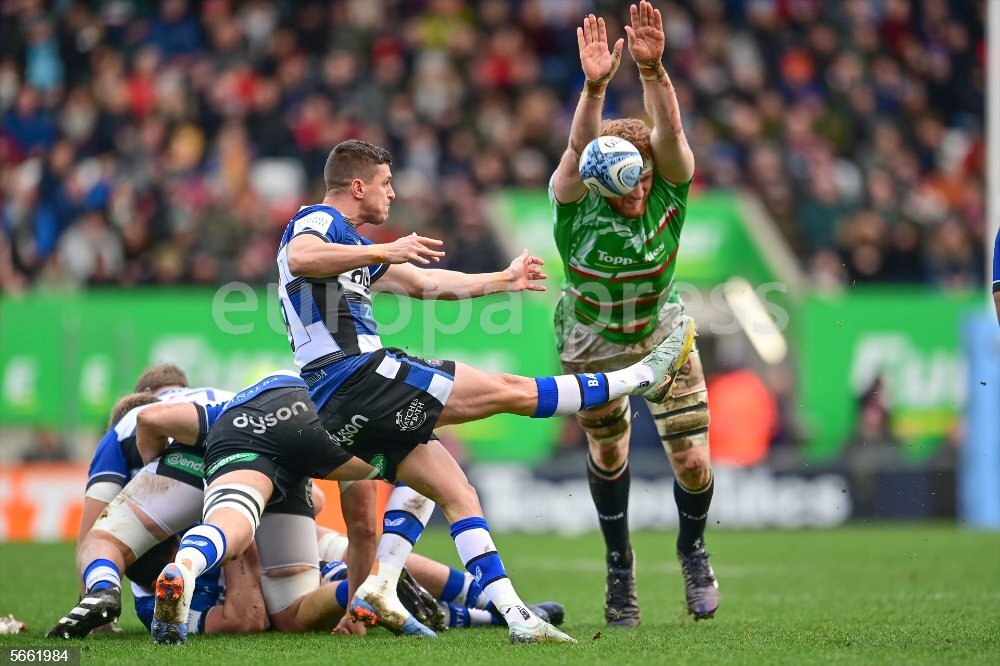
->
[48,365,234,639]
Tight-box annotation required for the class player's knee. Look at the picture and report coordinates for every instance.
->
[671,448,712,488]
[579,399,631,448]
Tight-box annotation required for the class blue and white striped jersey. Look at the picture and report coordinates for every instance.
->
[86,387,233,502]
[276,205,389,406]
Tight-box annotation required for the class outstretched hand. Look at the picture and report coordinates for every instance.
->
[384,233,445,265]
[504,249,547,292]
[625,1,665,66]
[332,614,366,636]
[578,14,624,83]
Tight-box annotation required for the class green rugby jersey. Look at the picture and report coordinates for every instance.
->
[550,172,691,345]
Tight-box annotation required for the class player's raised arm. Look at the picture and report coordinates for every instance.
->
[135,402,203,465]
[626,1,694,184]
[552,14,625,204]
[373,248,547,299]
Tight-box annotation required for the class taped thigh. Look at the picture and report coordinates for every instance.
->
[317,529,349,563]
[256,513,321,573]
[648,390,709,453]
[120,471,204,537]
[576,397,631,445]
[203,483,266,534]
[261,569,320,615]
[91,495,160,559]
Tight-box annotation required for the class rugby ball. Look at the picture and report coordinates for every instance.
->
[578,136,644,198]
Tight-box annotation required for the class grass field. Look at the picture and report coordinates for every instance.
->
[1,526,998,665]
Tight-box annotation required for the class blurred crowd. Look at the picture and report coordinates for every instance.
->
[1,0,986,290]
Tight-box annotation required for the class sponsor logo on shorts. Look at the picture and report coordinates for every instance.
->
[232,402,309,434]
[304,368,326,387]
[426,359,443,367]
[330,414,369,446]
[384,516,406,528]
[369,454,387,478]
[305,480,314,509]
[205,452,260,477]
[395,399,427,432]
[163,451,206,478]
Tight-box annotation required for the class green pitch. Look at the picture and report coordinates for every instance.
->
[1,526,998,665]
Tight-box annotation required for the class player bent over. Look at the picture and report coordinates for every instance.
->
[549,4,719,626]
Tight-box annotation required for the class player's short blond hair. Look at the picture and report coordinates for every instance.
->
[600,118,654,166]
[108,391,159,427]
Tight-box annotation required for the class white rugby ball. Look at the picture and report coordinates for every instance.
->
[578,136,644,198]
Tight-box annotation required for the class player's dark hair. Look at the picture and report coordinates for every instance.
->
[134,364,189,393]
[324,139,393,193]
[108,392,159,427]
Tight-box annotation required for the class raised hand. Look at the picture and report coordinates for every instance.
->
[577,14,624,84]
[625,1,665,67]
[383,233,445,265]
[504,249,547,292]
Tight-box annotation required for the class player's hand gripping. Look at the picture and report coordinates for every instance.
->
[503,249,547,292]
[383,233,445,265]
[578,14,624,85]
[625,1,666,68]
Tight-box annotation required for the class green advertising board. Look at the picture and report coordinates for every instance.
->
[0,289,564,462]
[798,290,980,461]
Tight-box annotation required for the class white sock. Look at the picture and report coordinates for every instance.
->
[606,361,654,396]
[450,518,538,627]
[370,485,434,586]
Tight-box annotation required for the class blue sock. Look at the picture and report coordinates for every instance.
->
[83,558,120,593]
[533,373,611,417]
[335,580,349,609]
[176,524,227,577]
[439,567,466,603]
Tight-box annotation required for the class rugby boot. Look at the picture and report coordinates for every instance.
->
[397,568,446,632]
[488,601,565,627]
[151,563,195,644]
[46,586,122,639]
[350,574,437,638]
[678,538,720,620]
[635,315,696,403]
[506,605,577,644]
[605,552,640,627]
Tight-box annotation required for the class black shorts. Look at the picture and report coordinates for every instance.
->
[154,443,207,490]
[314,348,456,482]
[203,386,354,504]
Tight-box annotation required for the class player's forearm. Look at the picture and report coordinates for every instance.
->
[417,269,509,300]
[287,243,387,279]
[567,87,605,165]
[640,62,695,181]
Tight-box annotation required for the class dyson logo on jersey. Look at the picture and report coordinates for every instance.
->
[232,402,309,434]
[329,414,370,446]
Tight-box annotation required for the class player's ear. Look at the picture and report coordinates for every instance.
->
[351,178,365,199]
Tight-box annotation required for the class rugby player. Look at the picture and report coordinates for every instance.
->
[548,3,719,625]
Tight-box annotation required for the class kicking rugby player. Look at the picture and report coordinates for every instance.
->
[548,4,719,625]
[143,138,695,645]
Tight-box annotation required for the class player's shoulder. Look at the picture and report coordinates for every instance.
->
[289,204,351,241]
